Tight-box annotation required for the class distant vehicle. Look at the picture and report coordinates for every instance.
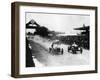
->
[49,41,64,55]
[68,43,83,54]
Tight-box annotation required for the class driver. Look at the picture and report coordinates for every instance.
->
[72,42,78,47]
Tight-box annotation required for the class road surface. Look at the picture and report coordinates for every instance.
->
[28,36,90,67]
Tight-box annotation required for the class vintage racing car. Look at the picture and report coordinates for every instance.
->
[68,43,83,54]
[49,41,64,55]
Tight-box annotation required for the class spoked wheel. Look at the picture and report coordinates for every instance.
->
[80,48,83,54]
[61,48,63,55]
[49,47,51,53]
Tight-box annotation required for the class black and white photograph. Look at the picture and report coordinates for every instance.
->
[26,12,90,67]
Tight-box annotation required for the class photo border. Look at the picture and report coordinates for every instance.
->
[11,2,98,78]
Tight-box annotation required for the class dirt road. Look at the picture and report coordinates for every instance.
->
[29,37,90,67]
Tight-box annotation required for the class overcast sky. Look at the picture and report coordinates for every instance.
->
[26,12,90,35]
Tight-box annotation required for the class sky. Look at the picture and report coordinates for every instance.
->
[26,12,90,35]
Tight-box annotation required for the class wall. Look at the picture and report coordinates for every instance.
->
[0,0,99,80]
